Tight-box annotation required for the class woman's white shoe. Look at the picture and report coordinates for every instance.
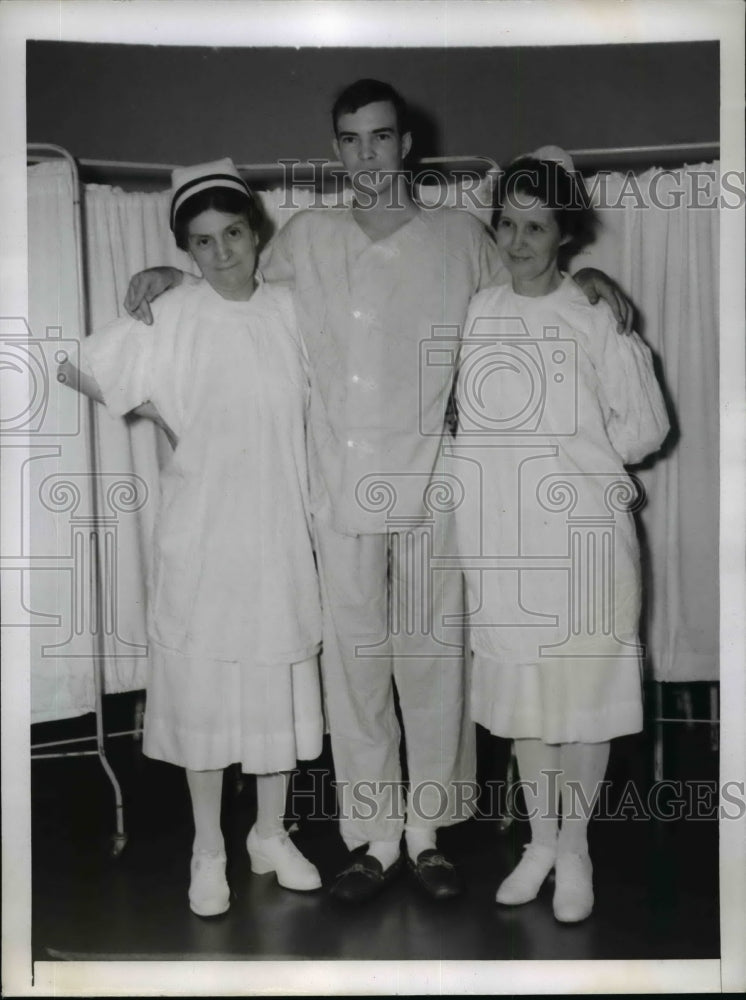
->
[496,842,557,905]
[189,848,230,917]
[246,826,322,891]
[553,852,594,922]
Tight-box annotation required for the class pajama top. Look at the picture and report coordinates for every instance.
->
[260,205,504,535]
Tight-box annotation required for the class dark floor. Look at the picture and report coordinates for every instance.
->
[31,685,719,964]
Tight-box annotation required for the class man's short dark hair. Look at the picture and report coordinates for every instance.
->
[331,79,409,136]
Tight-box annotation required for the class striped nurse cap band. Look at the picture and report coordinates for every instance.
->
[169,157,251,231]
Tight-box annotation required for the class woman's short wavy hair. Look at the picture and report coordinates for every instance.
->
[495,156,598,263]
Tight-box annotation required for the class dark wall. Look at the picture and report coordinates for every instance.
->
[27,40,718,168]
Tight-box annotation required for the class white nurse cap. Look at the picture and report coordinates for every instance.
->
[529,145,576,173]
[170,157,250,231]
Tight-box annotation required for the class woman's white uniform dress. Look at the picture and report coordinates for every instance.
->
[454,276,669,744]
[81,278,323,773]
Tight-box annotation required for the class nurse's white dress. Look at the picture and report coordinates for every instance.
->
[81,279,323,772]
[452,276,669,744]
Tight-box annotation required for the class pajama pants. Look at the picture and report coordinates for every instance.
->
[314,513,477,847]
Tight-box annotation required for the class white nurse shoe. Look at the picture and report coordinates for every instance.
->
[552,851,594,922]
[496,841,556,905]
[247,826,322,891]
[189,848,230,917]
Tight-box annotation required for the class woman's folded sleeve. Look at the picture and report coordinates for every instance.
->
[79,316,156,418]
[596,315,671,465]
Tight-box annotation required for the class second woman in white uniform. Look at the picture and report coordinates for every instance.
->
[453,150,669,922]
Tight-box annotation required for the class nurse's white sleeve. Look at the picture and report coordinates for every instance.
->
[79,315,156,418]
[593,306,671,465]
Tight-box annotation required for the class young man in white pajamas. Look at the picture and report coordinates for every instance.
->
[125,78,632,903]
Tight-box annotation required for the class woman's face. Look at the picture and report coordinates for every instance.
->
[187,208,257,300]
[496,192,567,296]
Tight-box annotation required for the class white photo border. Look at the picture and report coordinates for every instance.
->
[2,1,744,995]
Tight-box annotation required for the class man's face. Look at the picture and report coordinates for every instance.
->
[333,100,412,196]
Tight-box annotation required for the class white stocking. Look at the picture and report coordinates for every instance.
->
[513,738,561,848]
[185,768,225,853]
[255,771,291,839]
[557,741,610,856]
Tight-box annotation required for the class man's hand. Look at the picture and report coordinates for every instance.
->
[573,267,634,335]
[124,266,184,324]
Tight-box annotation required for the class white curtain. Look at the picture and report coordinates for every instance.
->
[578,164,719,681]
[25,160,97,721]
